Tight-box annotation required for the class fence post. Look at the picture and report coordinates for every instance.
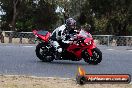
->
[19,36,22,44]
[9,32,13,43]
[107,36,110,46]
[0,32,3,43]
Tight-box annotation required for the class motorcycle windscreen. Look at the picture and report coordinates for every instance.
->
[78,30,91,38]
[37,30,51,42]
[37,30,49,36]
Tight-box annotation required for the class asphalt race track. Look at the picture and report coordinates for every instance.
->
[0,44,132,79]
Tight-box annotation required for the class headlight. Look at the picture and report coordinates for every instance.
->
[35,35,38,38]
[86,41,92,45]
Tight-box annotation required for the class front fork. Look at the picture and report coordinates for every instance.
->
[87,49,93,57]
[86,44,96,57]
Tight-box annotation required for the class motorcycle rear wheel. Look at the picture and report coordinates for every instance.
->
[83,48,102,65]
[35,42,54,62]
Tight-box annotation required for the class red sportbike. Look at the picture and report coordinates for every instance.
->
[33,29,102,65]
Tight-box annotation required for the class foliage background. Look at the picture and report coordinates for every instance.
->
[0,0,132,35]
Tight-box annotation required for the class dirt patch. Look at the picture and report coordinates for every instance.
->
[0,75,131,88]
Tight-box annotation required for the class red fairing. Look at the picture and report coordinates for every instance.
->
[66,30,97,59]
[33,30,37,35]
[32,29,51,42]
[67,44,82,58]
[87,48,93,57]
[37,32,51,42]
[45,32,51,41]
[84,38,96,56]
[84,38,92,44]
[84,38,96,49]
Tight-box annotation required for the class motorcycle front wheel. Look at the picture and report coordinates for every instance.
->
[35,42,54,62]
[83,48,102,65]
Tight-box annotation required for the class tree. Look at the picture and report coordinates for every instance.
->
[0,0,59,31]
[32,0,58,30]
[80,0,132,35]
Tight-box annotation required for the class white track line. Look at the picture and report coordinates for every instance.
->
[5,75,72,80]
[23,46,34,47]
[107,49,115,50]
[128,50,132,52]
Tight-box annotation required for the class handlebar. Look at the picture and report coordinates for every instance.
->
[68,37,85,45]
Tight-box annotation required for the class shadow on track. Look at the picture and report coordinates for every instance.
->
[36,60,99,66]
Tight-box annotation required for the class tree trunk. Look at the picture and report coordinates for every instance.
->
[0,32,4,43]
[9,0,19,43]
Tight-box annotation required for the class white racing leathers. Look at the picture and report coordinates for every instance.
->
[50,24,71,53]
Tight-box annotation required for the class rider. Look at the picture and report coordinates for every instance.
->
[50,18,78,54]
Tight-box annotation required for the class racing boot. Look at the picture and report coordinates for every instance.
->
[55,47,62,60]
